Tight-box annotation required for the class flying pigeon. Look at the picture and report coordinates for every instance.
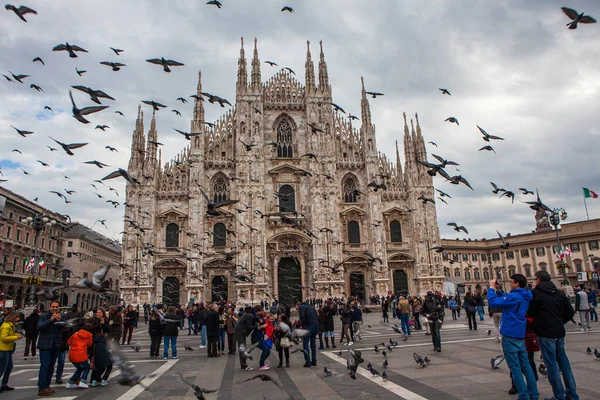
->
[491,355,505,369]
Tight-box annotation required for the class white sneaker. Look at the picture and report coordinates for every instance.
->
[198,345,206,349]
[66,382,78,389]
[78,382,89,389]
[101,380,108,386]
[348,341,354,346]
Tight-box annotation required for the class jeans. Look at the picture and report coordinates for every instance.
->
[68,360,90,384]
[24,335,37,357]
[451,309,457,320]
[0,350,14,386]
[38,347,60,390]
[400,313,411,335]
[218,328,226,351]
[188,319,195,335]
[56,350,65,380]
[302,330,317,366]
[502,336,538,400]
[590,306,598,321]
[200,325,207,346]
[257,340,271,367]
[477,305,485,321]
[430,320,441,350]
[413,312,421,329]
[578,310,591,330]
[538,336,579,400]
[163,336,177,358]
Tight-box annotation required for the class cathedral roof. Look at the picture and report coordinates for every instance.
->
[263,69,305,109]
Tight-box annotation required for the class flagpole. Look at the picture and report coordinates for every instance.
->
[583,187,590,220]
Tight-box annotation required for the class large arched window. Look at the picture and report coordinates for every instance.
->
[347,221,360,244]
[278,185,295,213]
[390,220,402,243]
[213,223,226,247]
[276,119,293,157]
[343,177,358,203]
[165,223,179,248]
[212,175,229,203]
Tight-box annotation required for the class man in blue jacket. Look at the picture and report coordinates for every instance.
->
[488,275,538,400]
[296,301,318,367]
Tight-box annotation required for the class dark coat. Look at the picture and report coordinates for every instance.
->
[107,312,122,340]
[36,312,63,350]
[204,309,220,337]
[123,310,137,326]
[23,313,40,338]
[473,294,485,307]
[148,317,164,336]
[92,335,113,369]
[162,313,181,337]
[323,306,335,331]
[528,280,575,339]
[234,312,258,338]
[298,303,318,332]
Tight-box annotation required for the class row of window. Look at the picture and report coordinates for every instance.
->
[4,227,60,253]
[67,240,118,260]
[164,220,404,248]
[442,240,600,263]
[0,255,58,277]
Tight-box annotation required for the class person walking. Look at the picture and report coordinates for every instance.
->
[323,302,336,348]
[196,304,208,349]
[257,313,274,370]
[474,291,485,321]
[225,307,237,355]
[65,323,94,389]
[107,306,122,343]
[204,305,220,358]
[297,301,318,368]
[398,296,411,337]
[90,328,113,387]
[0,311,23,393]
[587,288,597,322]
[339,304,353,346]
[528,270,579,400]
[121,305,136,345]
[489,303,502,343]
[465,292,478,331]
[234,306,258,371]
[449,297,457,320]
[412,297,422,330]
[275,314,291,368]
[381,298,389,323]
[351,302,363,342]
[575,285,591,332]
[217,306,226,355]
[148,309,164,358]
[488,275,538,400]
[23,309,39,360]
[422,292,443,351]
[37,301,64,396]
[162,307,181,359]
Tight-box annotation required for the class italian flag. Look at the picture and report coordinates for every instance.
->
[583,187,598,198]
[25,257,34,271]
[39,258,46,269]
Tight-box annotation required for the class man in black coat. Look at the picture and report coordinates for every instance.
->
[204,305,220,358]
[297,301,318,367]
[528,271,579,400]
[23,309,39,359]
[234,306,258,371]
[36,301,64,396]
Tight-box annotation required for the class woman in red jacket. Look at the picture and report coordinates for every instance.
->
[66,323,94,389]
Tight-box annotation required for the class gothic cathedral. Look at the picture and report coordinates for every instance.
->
[119,38,443,306]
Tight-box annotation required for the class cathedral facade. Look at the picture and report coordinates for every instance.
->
[119,38,443,307]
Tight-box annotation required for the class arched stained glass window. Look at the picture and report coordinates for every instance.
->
[390,220,402,242]
[212,176,228,203]
[277,119,293,157]
[343,178,358,203]
[165,223,179,248]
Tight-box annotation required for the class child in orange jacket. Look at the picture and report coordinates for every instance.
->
[66,323,94,389]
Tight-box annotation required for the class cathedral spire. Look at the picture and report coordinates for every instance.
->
[395,140,403,180]
[128,105,145,171]
[192,70,205,134]
[236,37,248,94]
[360,76,372,127]
[415,112,426,161]
[145,109,158,168]
[402,112,413,185]
[251,38,261,89]
[318,40,329,89]
[305,40,315,90]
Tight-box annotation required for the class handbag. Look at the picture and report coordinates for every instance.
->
[280,337,292,348]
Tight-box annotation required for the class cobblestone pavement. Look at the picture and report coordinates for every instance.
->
[3,309,600,399]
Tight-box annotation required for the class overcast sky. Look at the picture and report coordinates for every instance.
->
[1,0,599,242]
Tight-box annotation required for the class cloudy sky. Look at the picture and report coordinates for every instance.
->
[1,0,599,242]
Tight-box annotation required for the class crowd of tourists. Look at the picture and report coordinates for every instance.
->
[0,278,597,398]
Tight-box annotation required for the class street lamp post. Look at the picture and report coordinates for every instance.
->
[25,214,57,306]
[547,207,569,285]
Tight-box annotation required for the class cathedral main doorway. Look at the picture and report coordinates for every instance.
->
[211,276,228,302]
[393,269,409,295]
[277,257,302,306]
[162,277,180,306]
[350,272,366,300]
